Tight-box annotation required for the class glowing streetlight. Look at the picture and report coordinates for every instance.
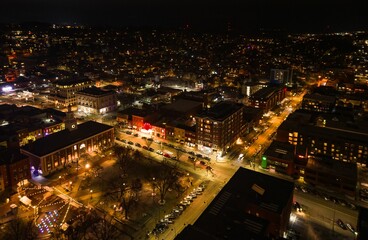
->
[85,163,90,176]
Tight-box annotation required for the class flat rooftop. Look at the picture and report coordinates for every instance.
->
[161,99,203,114]
[306,157,357,179]
[263,141,296,163]
[21,121,113,157]
[77,86,115,96]
[176,167,294,240]
[250,86,282,100]
[196,101,243,121]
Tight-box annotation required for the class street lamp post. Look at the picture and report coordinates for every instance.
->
[59,175,61,185]
[85,163,90,177]
[152,177,156,197]
[90,189,93,199]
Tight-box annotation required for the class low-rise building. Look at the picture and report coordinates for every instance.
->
[20,121,114,176]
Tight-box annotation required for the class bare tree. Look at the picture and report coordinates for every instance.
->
[0,217,38,240]
[150,160,180,205]
[120,186,137,220]
[89,212,120,240]
[105,177,139,220]
[113,144,132,177]
[175,148,184,161]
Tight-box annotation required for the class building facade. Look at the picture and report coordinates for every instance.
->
[249,86,286,113]
[195,101,245,156]
[76,86,117,115]
[50,78,94,107]
[301,93,336,113]
[20,121,114,176]
[277,110,368,166]
[0,150,31,192]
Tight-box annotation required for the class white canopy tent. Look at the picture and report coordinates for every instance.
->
[19,196,32,206]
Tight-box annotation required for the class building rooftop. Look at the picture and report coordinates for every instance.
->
[303,93,336,102]
[77,86,115,96]
[54,78,92,86]
[196,101,243,121]
[161,99,203,114]
[176,167,294,240]
[279,110,368,142]
[21,121,113,157]
[250,86,283,100]
[306,156,357,179]
[263,141,297,163]
[117,107,154,118]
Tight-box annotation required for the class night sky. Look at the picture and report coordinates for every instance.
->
[1,0,367,33]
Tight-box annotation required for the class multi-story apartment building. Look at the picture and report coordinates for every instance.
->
[270,68,291,85]
[76,86,117,115]
[301,93,336,112]
[277,110,368,166]
[195,101,245,156]
[249,86,286,113]
[50,78,94,107]
[241,81,265,97]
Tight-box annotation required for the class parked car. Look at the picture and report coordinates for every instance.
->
[127,141,134,145]
[156,150,163,155]
[135,143,141,147]
[148,147,154,152]
[133,133,139,137]
[346,223,355,233]
[336,219,347,230]
[142,146,148,150]
[163,153,171,158]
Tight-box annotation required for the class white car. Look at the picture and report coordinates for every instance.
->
[346,223,356,233]
[156,150,163,155]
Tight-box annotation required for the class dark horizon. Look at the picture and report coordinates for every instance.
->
[1,0,367,34]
